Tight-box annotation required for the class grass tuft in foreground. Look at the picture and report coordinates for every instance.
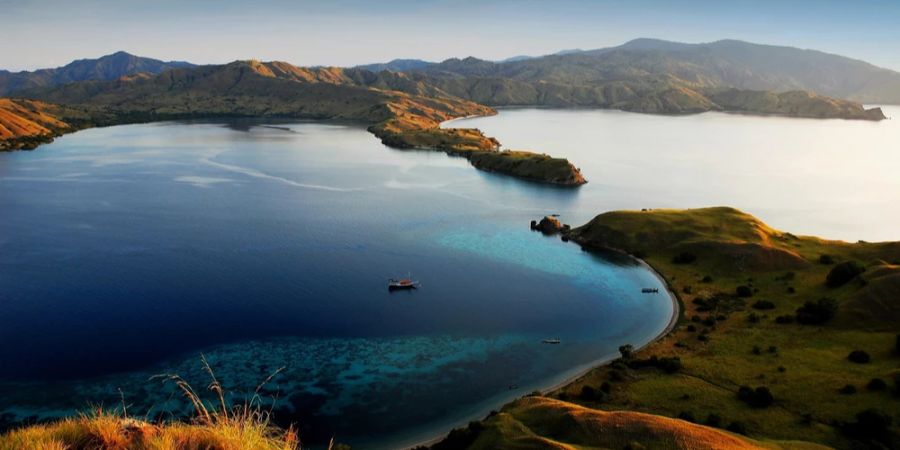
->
[0,356,314,450]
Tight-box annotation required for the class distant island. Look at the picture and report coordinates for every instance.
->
[3,37,898,185]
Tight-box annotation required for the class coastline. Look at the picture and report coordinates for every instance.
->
[399,244,681,450]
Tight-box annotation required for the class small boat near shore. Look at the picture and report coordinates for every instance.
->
[388,275,420,291]
[642,287,659,293]
[542,338,561,344]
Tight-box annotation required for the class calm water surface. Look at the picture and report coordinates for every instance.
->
[452,106,900,242]
[0,120,672,448]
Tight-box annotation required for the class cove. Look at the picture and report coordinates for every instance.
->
[0,119,674,448]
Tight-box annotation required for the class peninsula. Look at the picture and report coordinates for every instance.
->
[427,207,899,449]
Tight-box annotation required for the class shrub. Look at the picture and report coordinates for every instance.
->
[778,366,786,372]
[691,315,701,323]
[768,346,777,354]
[726,421,747,435]
[839,384,857,395]
[627,355,683,374]
[702,275,713,283]
[618,344,634,359]
[795,298,837,324]
[736,285,753,297]
[698,334,709,342]
[677,411,696,422]
[747,313,760,323]
[819,254,834,265]
[866,378,887,391]
[682,285,693,294]
[775,314,795,324]
[580,385,602,401]
[686,324,696,332]
[738,386,774,408]
[600,382,611,394]
[608,370,624,382]
[702,316,717,327]
[826,261,866,288]
[786,286,795,294]
[672,252,697,264]
[847,350,871,364]
[752,346,762,355]
[705,413,722,428]
[752,300,776,310]
[841,409,893,447]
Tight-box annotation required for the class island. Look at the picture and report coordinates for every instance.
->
[0,59,586,186]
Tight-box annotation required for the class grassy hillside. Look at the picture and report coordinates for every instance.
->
[0,98,98,150]
[429,207,899,449]
[451,396,830,450]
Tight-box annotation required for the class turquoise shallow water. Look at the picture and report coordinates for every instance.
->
[0,120,673,448]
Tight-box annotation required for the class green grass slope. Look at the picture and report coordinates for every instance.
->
[430,207,899,449]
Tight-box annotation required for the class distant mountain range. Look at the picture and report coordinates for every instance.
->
[2,38,896,153]
[0,51,194,96]
[358,38,900,105]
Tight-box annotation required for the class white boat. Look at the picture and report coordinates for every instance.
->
[388,274,420,291]
[542,338,561,344]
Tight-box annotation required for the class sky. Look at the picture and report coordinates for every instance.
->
[2,0,899,72]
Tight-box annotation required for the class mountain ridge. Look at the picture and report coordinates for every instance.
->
[0,51,195,96]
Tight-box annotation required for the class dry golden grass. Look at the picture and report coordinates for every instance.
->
[471,396,830,450]
[0,357,313,450]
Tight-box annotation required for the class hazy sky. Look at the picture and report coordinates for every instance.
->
[2,0,899,72]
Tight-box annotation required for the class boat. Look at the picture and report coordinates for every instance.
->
[542,338,561,344]
[641,287,659,293]
[388,274,420,291]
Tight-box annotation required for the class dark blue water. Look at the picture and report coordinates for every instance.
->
[0,120,673,448]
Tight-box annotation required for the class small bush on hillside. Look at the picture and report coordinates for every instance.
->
[736,285,753,297]
[848,350,871,364]
[686,324,696,332]
[434,421,484,450]
[702,316,717,327]
[677,411,696,422]
[600,382,612,394]
[819,254,835,265]
[738,386,774,408]
[747,313,760,323]
[786,286,796,294]
[580,385,604,401]
[627,356,683,374]
[702,275,713,283]
[698,334,709,342]
[618,344,634,359]
[752,346,762,355]
[682,285,693,294]
[752,300,776,310]
[841,409,894,448]
[796,298,837,324]
[839,384,858,395]
[705,413,722,428]
[727,421,747,435]
[775,314,795,324]
[672,252,697,264]
[867,378,887,391]
[826,261,866,288]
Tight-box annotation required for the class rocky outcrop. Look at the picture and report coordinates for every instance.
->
[530,215,572,235]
